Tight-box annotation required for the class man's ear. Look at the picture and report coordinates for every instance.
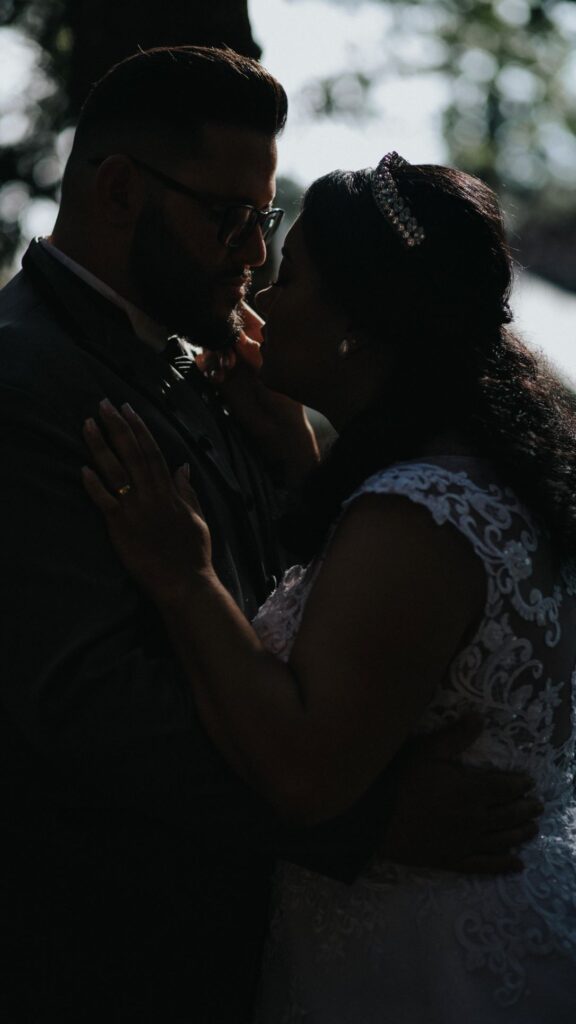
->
[94,155,146,228]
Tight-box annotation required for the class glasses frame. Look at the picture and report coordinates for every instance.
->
[89,155,284,249]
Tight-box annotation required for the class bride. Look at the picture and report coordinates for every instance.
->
[82,154,576,1021]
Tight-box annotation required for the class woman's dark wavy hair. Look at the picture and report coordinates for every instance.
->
[292,162,576,560]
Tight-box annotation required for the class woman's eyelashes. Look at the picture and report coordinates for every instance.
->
[270,259,289,287]
[271,272,288,287]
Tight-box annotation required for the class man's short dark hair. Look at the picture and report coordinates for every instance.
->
[71,45,287,159]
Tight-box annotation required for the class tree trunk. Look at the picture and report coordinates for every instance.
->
[66,0,261,117]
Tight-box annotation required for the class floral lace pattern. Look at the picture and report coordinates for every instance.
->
[252,564,311,663]
[253,460,576,1022]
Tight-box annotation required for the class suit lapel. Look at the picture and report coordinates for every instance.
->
[21,240,279,602]
[22,241,243,496]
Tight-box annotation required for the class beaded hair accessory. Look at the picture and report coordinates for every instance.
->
[370,152,425,248]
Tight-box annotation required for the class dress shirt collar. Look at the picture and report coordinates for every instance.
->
[38,238,168,353]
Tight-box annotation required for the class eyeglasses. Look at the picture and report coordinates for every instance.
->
[89,156,284,249]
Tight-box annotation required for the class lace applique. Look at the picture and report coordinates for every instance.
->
[254,460,576,1012]
[561,560,576,597]
[252,565,311,663]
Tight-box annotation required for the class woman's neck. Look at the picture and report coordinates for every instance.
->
[415,431,476,458]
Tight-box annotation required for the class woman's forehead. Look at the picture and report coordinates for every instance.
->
[282,218,307,262]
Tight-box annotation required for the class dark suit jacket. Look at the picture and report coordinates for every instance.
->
[0,241,289,1023]
[0,242,392,1022]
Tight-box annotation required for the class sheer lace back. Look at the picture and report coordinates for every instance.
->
[254,459,576,1019]
[342,460,576,798]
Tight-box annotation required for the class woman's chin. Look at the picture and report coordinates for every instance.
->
[259,365,300,402]
[257,361,279,389]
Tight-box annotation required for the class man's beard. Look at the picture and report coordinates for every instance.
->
[129,198,248,350]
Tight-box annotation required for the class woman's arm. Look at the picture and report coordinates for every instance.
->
[83,402,485,825]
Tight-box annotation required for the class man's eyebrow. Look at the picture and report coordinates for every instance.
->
[221,188,277,207]
[208,193,273,208]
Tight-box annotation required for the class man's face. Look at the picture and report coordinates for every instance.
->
[129,124,277,348]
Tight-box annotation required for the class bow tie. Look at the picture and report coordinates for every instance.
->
[163,335,198,377]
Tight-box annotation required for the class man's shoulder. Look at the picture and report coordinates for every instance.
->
[0,267,45,329]
[0,262,97,398]
[1,263,70,346]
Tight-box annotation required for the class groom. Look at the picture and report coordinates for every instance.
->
[0,46,537,1023]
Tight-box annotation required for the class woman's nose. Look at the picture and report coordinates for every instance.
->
[254,285,273,317]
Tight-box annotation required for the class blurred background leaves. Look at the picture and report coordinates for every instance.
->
[0,0,575,290]
[292,0,576,290]
[0,0,260,277]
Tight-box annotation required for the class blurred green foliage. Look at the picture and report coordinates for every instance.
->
[2,0,576,287]
[0,0,70,268]
[297,0,576,217]
[0,0,259,274]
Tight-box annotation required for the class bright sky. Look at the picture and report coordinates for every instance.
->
[250,0,448,181]
[0,1,574,378]
[250,0,576,383]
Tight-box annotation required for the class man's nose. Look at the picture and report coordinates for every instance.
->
[238,224,267,268]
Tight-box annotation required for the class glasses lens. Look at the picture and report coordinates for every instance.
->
[261,209,284,242]
[220,207,285,248]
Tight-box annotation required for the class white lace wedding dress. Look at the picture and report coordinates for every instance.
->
[251,458,576,1022]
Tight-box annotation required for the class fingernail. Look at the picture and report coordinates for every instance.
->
[99,397,114,413]
[121,402,135,416]
[84,418,98,433]
[183,462,190,478]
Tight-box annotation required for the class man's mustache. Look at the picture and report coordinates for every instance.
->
[218,269,253,288]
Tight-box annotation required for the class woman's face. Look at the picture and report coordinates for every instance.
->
[255,218,351,414]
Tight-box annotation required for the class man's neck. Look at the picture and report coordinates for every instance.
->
[41,238,169,352]
[50,225,128,298]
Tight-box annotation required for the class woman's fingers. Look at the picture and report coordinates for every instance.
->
[84,400,189,509]
[119,403,173,489]
[239,300,265,345]
[81,465,119,513]
[97,399,154,492]
[476,820,539,856]
[412,713,484,760]
[83,416,133,495]
[235,330,263,370]
[174,464,204,518]
[455,852,524,875]
[482,796,543,832]
[83,399,174,499]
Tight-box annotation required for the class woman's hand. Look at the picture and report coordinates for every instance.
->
[82,399,214,605]
[194,301,265,382]
[197,303,320,489]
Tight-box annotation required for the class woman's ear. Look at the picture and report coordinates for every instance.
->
[342,325,399,389]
